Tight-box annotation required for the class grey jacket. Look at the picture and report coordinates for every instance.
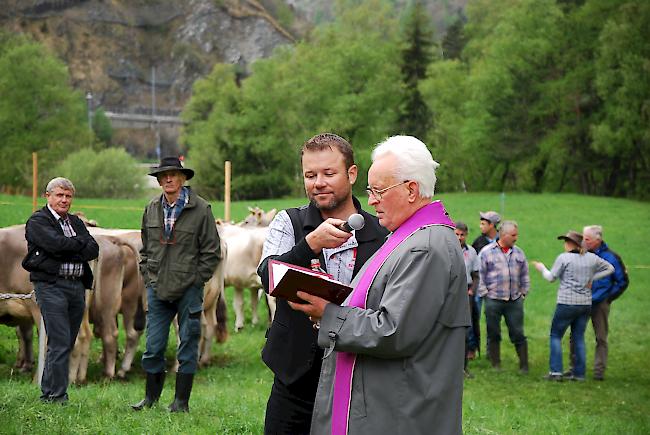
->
[139,188,220,301]
[312,225,470,435]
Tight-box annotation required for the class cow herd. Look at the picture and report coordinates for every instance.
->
[0,207,276,384]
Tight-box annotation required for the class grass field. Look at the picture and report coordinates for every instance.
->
[1,192,649,434]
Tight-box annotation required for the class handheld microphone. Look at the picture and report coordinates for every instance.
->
[339,213,365,232]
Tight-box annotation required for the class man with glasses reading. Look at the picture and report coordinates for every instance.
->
[132,156,221,413]
[290,136,469,435]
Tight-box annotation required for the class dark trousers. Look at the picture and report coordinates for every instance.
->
[466,293,480,352]
[264,360,321,435]
[485,297,526,347]
[142,285,204,375]
[34,279,85,401]
[569,299,610,377]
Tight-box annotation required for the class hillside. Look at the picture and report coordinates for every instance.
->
[0,1,466,155]
[1,0,466,112]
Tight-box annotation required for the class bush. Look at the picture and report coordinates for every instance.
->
[54,148,145,198]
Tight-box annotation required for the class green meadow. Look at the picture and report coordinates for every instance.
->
[0,192,649,434]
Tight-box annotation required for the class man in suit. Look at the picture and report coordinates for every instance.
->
[23,177,99,404]
[257,133,388,434]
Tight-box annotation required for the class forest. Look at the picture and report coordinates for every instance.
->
[182,0,649,200]
[0,0,648,200]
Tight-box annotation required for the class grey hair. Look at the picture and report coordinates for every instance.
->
[499,220,518,236]
[46,177,75,194]
[371,135,439,199]
[583,225,603,241]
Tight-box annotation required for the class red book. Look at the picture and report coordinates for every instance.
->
[268,259,353,305]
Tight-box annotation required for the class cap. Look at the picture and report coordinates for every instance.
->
[479,211,501,225]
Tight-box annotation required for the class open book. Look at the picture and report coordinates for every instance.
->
[268,259,353,305]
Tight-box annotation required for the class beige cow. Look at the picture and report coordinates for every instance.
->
[240,207,277,227]
[218,223,270,331]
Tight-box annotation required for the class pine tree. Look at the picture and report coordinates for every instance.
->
[441,14,466,60]
[398,0,435,139]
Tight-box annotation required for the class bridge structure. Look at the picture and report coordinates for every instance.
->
[103,109,185,129]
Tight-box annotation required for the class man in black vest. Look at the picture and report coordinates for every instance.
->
[257,133,388,434]
[23,177,99,404]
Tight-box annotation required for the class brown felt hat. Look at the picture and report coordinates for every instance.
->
[557,230,583,247]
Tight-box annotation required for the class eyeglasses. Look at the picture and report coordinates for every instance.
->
[366,180,410,201]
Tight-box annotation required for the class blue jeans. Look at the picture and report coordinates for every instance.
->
[142,285,203,374]
[550,304,590,377]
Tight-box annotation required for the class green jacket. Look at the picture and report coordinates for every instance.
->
[139,188,221,302]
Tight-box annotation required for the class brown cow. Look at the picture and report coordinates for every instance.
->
[87,228,146,378]
[0,225,41,372]
[0,224,136,383]
[69,234,125,382]
[92,227,228,372]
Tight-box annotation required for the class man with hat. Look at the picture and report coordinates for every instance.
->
[472,210,500,255]
[470,210,500,356]
[131,156,221,412]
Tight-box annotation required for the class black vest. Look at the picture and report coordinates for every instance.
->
[260,198,387,386]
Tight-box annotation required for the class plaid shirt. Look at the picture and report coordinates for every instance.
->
[544,251,614,305]
[48,205,83,277]
[162,187,189,240]
[478,242,530,301]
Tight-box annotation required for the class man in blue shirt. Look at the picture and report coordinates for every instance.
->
[581,225,626,381]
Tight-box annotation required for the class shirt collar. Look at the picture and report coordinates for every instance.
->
[162,186,188,208]
[47,204,65,222]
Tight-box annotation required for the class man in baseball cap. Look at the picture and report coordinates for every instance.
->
[470,210,501,358]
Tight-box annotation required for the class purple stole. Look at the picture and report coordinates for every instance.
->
[331,201,455,435]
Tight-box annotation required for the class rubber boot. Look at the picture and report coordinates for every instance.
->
[168,373,194,413]
[516,342,529,374]
[131,372,165,410]
[487,341,501,369]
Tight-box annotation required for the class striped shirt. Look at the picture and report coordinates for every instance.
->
[462,244,479,286]
[478,242,530,301]
[47,205,83,278]
[260,209,357,285]
[539,251,615,305]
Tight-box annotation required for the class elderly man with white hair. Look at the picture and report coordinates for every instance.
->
[576,225,626,381]
[290,136,470,435]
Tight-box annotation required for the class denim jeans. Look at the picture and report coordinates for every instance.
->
[484,297,526,346]
[142,285,203,374]
[550,304,590,377]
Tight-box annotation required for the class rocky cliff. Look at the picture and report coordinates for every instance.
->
[1,0,465,155]
[0,0,305,112]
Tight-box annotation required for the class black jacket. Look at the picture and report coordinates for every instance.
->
[23,206,99,289]
[258,197,388,386]
[472,234,496,255]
